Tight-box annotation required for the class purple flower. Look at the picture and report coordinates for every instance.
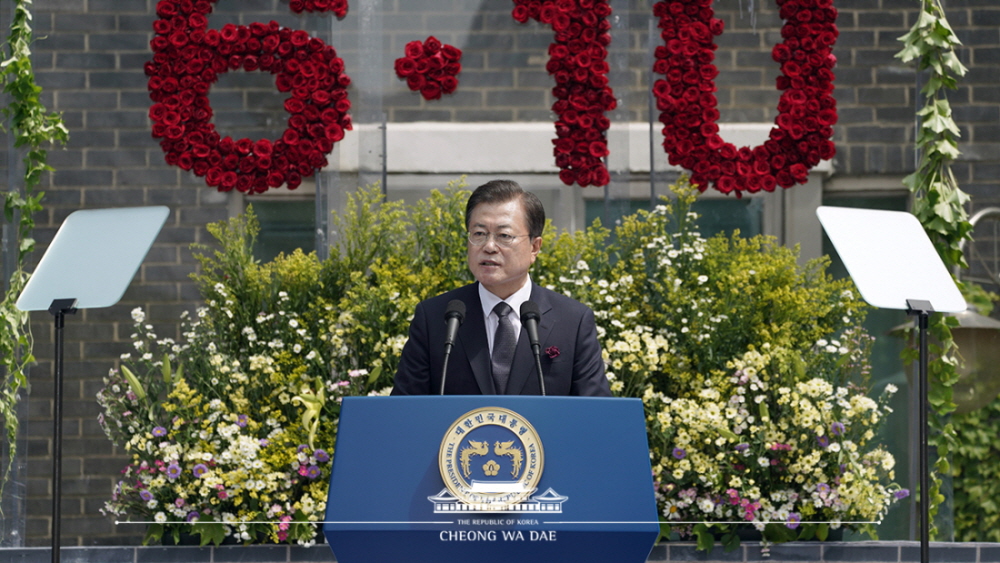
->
[894,489,910,500]
[817,435,830,448]
[186,511,200,522]
[306,465,321,480]
[314,449,330,463]
[734,443,749,452]
[236,414,248,428]
[192,463,209,477]
[297,444,309,453]
[816,483,831,495]
[174,498,185,508]
[672,448,686,460]
[139,489,154,502]
[166,463,181,480]
[152,426,167,437]
[830,422,845,436]
[787,512,801,529]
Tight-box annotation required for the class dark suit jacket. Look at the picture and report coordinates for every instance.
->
[391,282,611,396]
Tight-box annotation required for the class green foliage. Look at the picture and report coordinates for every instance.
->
[950,283,1000,541]
[1,0,68,502]
[896,0,971,537]
[896,0,971,267]
[101,177,903,549]
[952,396,1000,542]
[99,184,474,545]
[548,179,902,552]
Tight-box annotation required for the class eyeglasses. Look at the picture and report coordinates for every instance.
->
[467,230,527,248]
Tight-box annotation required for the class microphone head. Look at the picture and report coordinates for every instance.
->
[520,300,540,321]
[445,299,466,322]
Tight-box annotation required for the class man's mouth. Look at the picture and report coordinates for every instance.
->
[480,260,501,267]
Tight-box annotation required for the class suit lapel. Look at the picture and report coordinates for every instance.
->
[506,284,554,395]
[457,284,495,394]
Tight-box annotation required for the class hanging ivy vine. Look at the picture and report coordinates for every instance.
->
[895,0,971,537]
[1,0,69,499]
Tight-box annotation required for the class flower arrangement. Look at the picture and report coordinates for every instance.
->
[99,184,474,545]
[98,279,377,545]
[646,343,905,550]
[146,0,353,193]
[100,178,905,549]
[535,177,906,549]
[512,0,617,187]
[652,0,838,195]
[394,36,463,101]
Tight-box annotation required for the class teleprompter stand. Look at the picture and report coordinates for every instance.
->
[817,207,965,563]
[16,207,169,563]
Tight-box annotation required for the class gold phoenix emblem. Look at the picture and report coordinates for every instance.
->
[439,407,543,509]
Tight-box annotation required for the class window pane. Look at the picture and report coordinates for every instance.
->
[251,200,316,262]
[585,196,763,238]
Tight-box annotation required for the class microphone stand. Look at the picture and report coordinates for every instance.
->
[532,347,546,396]
[440,300,465,395]
[440,344,454,395]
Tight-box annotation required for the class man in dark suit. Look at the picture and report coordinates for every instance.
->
[391,179,611,396]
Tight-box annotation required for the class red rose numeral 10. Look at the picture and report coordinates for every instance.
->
[512,0,617,187]
[652,0,838,196]
[148,0,837,194]
[146,0,353,193]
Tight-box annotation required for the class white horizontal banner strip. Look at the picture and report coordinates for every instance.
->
[333,122,833,175]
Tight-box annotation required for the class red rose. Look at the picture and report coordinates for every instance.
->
[235,138,254,155]
[442,44,462,61]
[423,36,442,55]
[254,139,273,157]
[220,171,238,190]
[394,57,416,77]
[588,141,608,158]
[236,175,253,193]
[404,41,423,59]
[420,82,442,101]
[311,90,331,105]
[440,76,458,94]
[282,129,300,146]
[155,0,178,18]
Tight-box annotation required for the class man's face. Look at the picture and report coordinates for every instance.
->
[466,198,542,299]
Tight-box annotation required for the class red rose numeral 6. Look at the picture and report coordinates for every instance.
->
[512,0,617,188]
[146,0,353,193]
[652,0,838,196]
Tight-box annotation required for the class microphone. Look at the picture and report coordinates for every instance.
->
[520,300,546,396]
[440,300,466,395]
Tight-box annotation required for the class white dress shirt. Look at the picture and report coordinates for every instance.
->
[478,277,533,355]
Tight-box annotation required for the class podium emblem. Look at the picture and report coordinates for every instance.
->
[437,407,545,510]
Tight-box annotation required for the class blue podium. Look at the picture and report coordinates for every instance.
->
[323,396,659,563]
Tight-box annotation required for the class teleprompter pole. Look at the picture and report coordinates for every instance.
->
[907,299,932,563]
[48,298,77,563]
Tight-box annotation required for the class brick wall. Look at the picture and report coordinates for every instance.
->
[2,0,998,547]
